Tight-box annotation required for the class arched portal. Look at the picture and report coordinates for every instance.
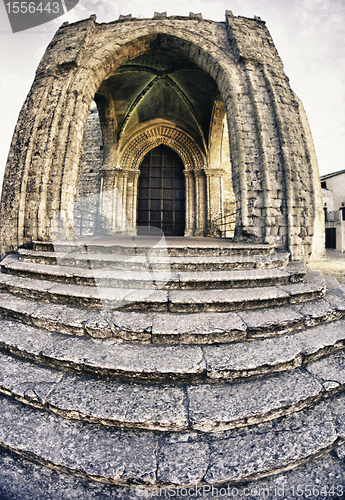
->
[0,14,325,261]
[137,146,185,236]
[76,43,234,238]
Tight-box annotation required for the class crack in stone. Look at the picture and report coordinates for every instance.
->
[43,372,65,405]
[182,384,192,430]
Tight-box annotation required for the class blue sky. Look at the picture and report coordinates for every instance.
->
[0,0,344,186]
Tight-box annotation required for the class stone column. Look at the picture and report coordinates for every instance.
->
[99,167,130,235]
[194,169,207,236]
[99,169,116,234]
[184,170,194,236]
[126,170,140,234]
[204,168,225,237]
[116,170,128,233]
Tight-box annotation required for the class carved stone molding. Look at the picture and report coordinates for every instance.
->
[118,122,206,172]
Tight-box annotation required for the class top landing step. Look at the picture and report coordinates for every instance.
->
[33,237,277,257]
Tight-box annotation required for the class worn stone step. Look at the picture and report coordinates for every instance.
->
[0,270,326,312]
[2,346,345,433]
[168,272,326,313]
[0,276,340,345]
[1,254,304,289]
[1,314,345,383]
[18,248,290,272]
[32,237,277,257]
[0,390,344,485]
[2,444,345,500]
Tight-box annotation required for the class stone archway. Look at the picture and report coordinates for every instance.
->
[97,119,226,237]
[0,13,325,261]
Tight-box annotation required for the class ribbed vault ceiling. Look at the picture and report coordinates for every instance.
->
[99,49,219,150]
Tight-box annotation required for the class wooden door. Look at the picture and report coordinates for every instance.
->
[137,146,185,236]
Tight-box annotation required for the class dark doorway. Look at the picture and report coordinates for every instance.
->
[325,227,336,249]
[137,145,185,236]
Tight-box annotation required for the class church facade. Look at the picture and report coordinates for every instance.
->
[0,12,325,260]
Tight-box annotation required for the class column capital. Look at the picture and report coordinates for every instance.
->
[193,168,206,178]
[127,169,141,179]
[202,167,225,177]
[100,166,133,178]
[183,169,194,178]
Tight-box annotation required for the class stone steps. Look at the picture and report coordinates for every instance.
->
[0,275,338,345]
[2,445,345,499]
[32,238,277,257]
[1,345,345,433]
[2,254,301,289]
[0,277,342,344]
[1,304,345,484]
[18,248,290,271]
[1,315,345,384]
[0,268,325,312]
[0,390,344,486]
[1,237,344,488]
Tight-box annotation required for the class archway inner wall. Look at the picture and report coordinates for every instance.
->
[0,13,324,261]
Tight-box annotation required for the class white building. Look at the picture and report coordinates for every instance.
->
[321,169,345,252]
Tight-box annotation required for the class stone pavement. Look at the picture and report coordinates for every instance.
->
[309,249,345,286]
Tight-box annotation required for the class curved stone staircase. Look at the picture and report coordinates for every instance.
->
[1,236,345,497]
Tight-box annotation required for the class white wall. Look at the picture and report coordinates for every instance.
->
[323,172,345,211]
